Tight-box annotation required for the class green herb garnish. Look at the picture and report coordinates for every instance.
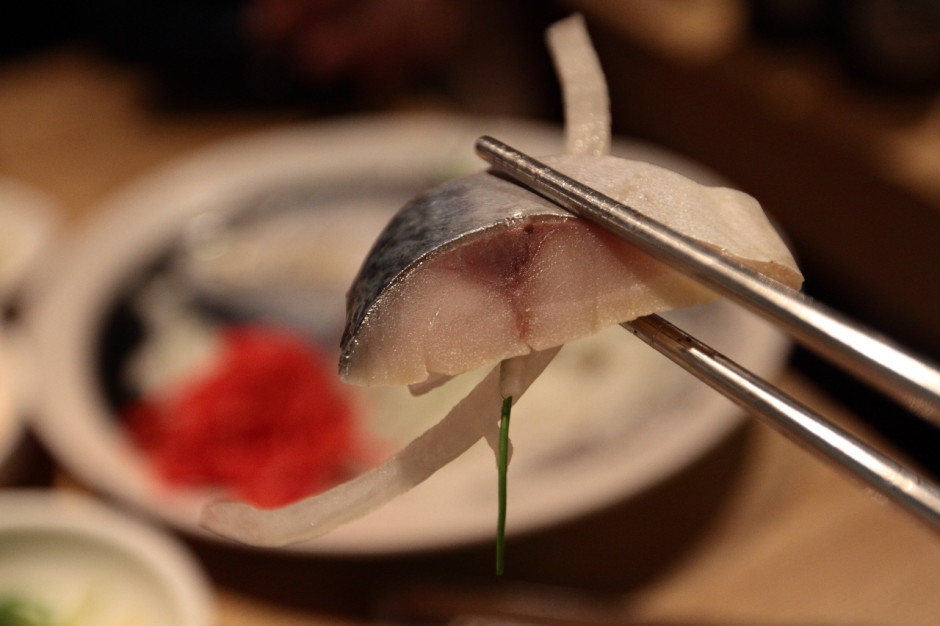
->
[496,394,512,575]
[0,597,52,626]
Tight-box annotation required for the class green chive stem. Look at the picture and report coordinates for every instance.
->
[496,394,512,575]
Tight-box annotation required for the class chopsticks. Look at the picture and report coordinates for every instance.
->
[476,136,940,422]
[475,135,940,530]
[624,315,940,528]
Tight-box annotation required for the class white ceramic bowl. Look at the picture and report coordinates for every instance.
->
[25,114,792,554]
[0,489,214,626]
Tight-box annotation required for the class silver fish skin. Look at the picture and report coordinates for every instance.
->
[339,169,569,378]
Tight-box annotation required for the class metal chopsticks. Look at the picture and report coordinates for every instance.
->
[475,136,940,423]
[475,135,940,530]
[624,314,940,529]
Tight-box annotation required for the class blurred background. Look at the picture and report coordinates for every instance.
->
[0,1,938,624]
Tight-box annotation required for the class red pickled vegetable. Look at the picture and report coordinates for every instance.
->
[126,325,375,508]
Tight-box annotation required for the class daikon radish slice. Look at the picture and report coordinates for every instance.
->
[547,13,610,156]
[200,347,558,546]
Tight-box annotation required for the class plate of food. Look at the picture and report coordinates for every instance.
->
[27,11,806,561]
[27,14,804,555]
[25,109,794,554]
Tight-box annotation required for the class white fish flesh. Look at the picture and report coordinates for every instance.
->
[339,154,802,387]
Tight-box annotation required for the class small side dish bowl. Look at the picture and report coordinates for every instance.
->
[0,489,214,626]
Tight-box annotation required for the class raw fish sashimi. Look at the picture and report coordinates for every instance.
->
[340,155,802,387]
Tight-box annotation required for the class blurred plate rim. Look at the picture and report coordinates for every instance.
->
[0,176,59,478]
[24,112,791,554]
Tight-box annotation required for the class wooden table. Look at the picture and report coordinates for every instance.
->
[2,49,937,626]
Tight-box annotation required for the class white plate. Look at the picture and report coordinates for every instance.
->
[0,489,213,626]
[26,113,791,554]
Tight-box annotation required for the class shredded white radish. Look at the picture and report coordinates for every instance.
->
[408,372,453,396]
[498,353,536,400]
[200,347,559,546]
[547,14,610,157]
